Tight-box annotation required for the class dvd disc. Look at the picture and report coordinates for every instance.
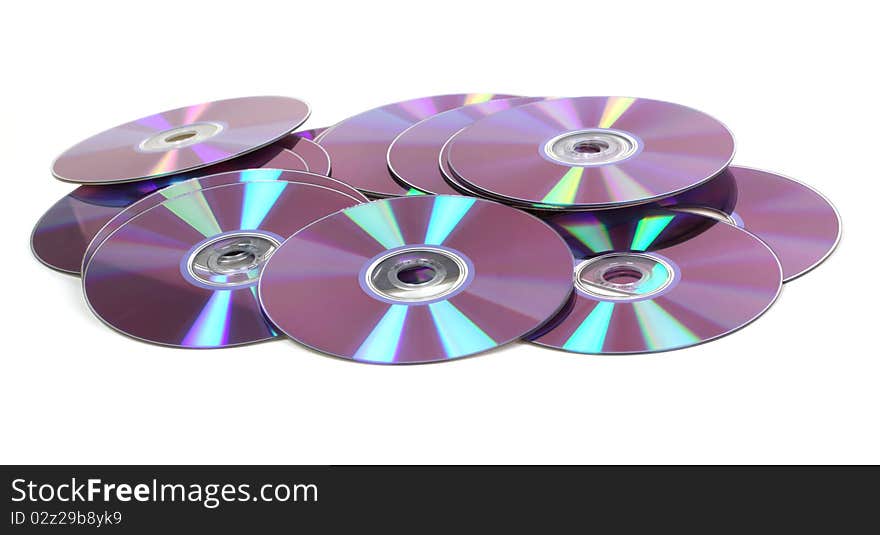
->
[83,180,361,348]
[259,195,574,363]
[447,96,735,209]
[53,96,310,184]
[530,209,781,354]
[388,97,545,195]
[440,129,740,213]
[32,132,348,275]
[316,94,516,197]
[670,166,840,281]
[82,169,368,272]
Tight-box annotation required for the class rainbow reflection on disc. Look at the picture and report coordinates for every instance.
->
[671,166,840,282]
[316,93,517,197]
[53,96,310,184]
[82,169,367,273]
[388,97,545,195]
[447,96,734,209]
[83,180,361,348]
[530,209,781,354]
[259,195,574,364]
[32,131,336,275]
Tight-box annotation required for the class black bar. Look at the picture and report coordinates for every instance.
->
[2,466,877,532]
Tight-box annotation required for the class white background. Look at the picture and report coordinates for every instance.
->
[3,1,878,464]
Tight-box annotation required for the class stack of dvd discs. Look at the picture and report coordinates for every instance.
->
[32,93,840,362]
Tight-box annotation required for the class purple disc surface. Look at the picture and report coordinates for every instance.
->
[673,166,839,282]
[448,96,735,209]
[388,97,545,195]
[292,127,327,141]
[32,132,344,275]
[439,128,491,197]
[440,130,740,213]
[259,195,574,364]
[262,150,309,173]
[316,94,516,197]
[277,135,331,175]
[82,169,367,273]
[53,96,310,184]
[531,209,781,354]
[83,180,361,348]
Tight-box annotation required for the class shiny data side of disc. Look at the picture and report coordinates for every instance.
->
[259,195,574,364]
[53,96,310,184]
[447,96,734,209]
[531,209,782,354]
[83,180,361,348]
[82,169,368,272]
[32,131,334,275]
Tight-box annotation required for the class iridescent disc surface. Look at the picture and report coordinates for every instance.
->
[673,166,840,282]
[388,97,545,195]
[316,94,516,197]
[448,97,735,208]
[82,169,367,272]
[83,181,361,348]
[531,209,781,354]
[32,132,348,275]
[53,96,310,184]
[259,195,574,364]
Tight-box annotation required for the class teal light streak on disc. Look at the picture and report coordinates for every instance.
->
[353,304,409,363]
[428,300,496,358]
[635,262,671,295]
[182,290,232,347]
[563,301,615,353]
[424,196,475,245]
[240,181,287,230]
[239,168,283,183]
[630,215,675,251]
[345,201,406,249]
[562,221,613,253]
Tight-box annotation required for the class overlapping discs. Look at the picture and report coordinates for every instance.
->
[531,209,781,354]
[259,195,574,363]
[83,180,361,348]
[316,94,516,197]
[82,169,368,272]
[671,166,840,281]
[53,96,310,184]
[387,97,545,195]
[291,127,327,141]
[277,134,331,175]
[32,131,332,275]
[447,96,735,209]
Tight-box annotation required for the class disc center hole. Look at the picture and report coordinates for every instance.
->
[396,265,437,285]
[164,131,198,143]
[601,266,643,285]
[217,249,256,266]
[573,140,609,154]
